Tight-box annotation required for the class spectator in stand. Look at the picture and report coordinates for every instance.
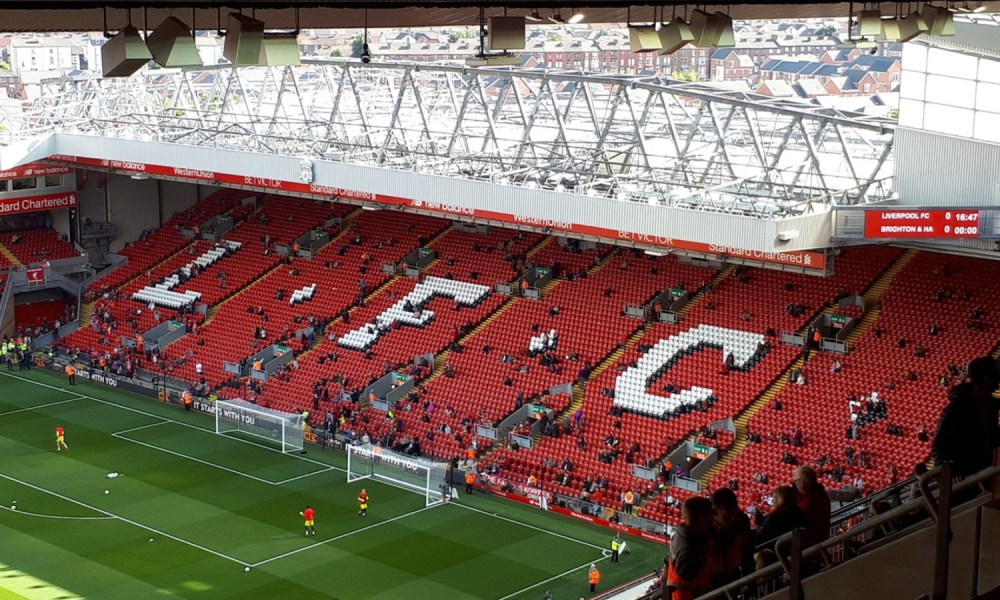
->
[932,356,1000,478]
[710,487,754,587]
[794,466,831,547]
[754,485,807,569]
[668,496,715,599]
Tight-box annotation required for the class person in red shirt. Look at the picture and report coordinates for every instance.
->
[357,489,369,517]
[55,425,68,451]
[300,505,315,536]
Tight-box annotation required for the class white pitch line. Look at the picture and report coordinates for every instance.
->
[0,396,86,416]
[251,504,438,568]
[0,473,249,567]
[0,371,347,475]
[112,431,280,485]
[453,501,606,551]
[496,555,610,600]
[274,466,338,485]
[0,504,115,521]
[111,420,170,436]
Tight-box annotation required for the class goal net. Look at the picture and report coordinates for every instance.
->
[347,443,451,507]
[214,398,304,453]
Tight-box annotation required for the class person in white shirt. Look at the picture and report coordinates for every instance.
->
[195,362,203,375]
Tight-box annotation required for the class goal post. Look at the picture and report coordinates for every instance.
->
[347,443,451,507]
[214,398,304,454]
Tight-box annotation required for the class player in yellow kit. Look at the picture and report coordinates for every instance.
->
[357,489,369,517]
[56,425,68,451]
[300,505,315,536]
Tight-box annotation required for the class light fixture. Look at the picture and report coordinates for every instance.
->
[361,8,372,63]
[102,9,153,78]
[712,11,736,47]
[688,9,720,47]
[525,10,543,22]
[629,27,663,53]
[260,34,301,66]
[972,3,987,13]
[879,11,927,42]
[567,11,585,24]
[922,5,955,36]
[658,17,695,55]
[223,12,266,65]
[548,11,566,24]
[858,9,883,37]
[147,15,203,68]
[489,16,526,51]
[258,8,301,66]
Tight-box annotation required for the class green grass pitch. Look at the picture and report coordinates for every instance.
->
[0,369,664,599]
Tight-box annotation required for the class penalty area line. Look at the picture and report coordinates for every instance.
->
[274,466,339,485]
[111,431,280,486]
[453,501,606,551]
[111,420,171,436]
[0,504,115,521]
[0,473,250,567]
[250,504,438,568]
[496,555,611,600]
[0,396,86,417]
[0,371,347,476]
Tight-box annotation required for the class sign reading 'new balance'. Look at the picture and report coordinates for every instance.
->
[0,162,73,180]
[46,154,828,270]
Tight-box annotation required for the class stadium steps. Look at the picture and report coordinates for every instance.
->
[201,221,356,328]
[700,353,808,487]
[205,215,361,329]
[701,249,920,486]
[675,264,735,321]
[583,246,620,277]
[417,234,556,387]
[78,301,96,328]
[843,248,918,349]
[425,289,518,385]
[0,242,24,267]
[202,261,285,327]
[526,236,554,259]
[547,250,644,423]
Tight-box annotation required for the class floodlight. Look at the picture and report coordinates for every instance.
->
[629,26,663,53]
[224,13,265,65]
[147,17,203,68]
[102,25,153,77]
[568,11,585,24]
[658,17,695,55]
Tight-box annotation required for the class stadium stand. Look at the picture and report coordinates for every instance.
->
[711,251,1000,512]
[0,228,80,264]
[51,201,999,532]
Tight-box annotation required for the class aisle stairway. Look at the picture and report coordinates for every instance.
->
[77,301,96,328]
[700,354,806,486]
[842,248,918,348]
[421,233,557,384]
[676,264,734,321]
[0,243,24,268]
[700,248,920,487]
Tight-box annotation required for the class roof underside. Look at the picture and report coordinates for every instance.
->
[2,1,999,31]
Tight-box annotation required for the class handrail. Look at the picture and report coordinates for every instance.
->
[695,462,1000,600]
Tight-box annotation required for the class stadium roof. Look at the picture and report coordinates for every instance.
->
[1,1,998,31]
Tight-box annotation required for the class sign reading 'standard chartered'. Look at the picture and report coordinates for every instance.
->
[0,192,78,216]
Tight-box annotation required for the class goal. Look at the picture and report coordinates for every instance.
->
[347,443,451,507]
[214,398,304,453]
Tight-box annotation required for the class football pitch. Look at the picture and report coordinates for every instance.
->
[0,369,663,599]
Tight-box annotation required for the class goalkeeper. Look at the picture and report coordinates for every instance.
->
[300,505,315,536]
[357,489,369,517]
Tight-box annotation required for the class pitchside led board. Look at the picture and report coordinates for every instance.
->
[864,209,981,239]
